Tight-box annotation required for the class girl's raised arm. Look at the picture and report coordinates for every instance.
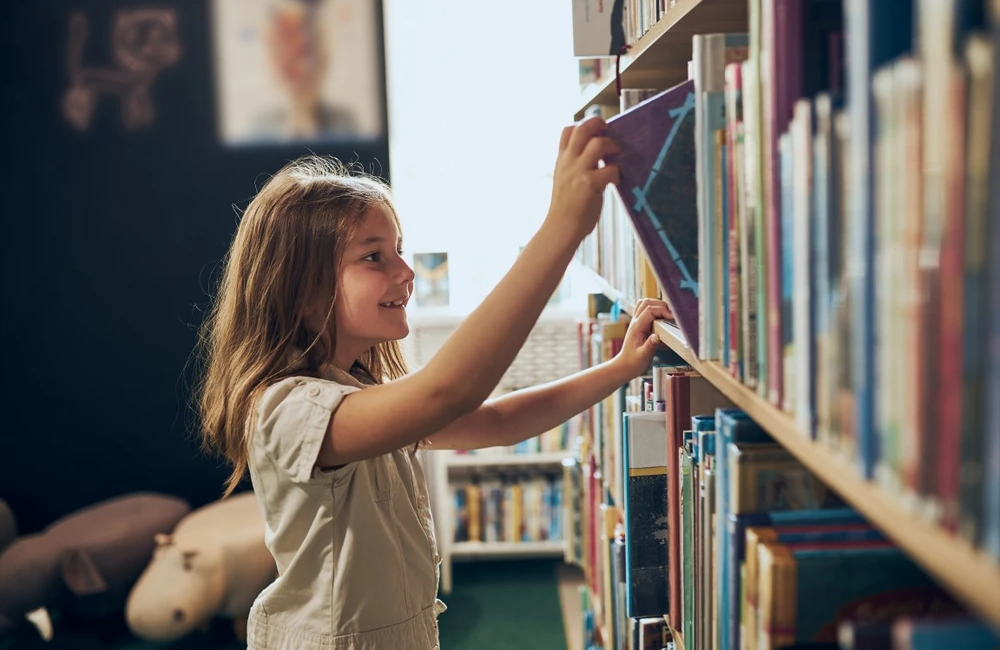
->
[316,116,619,466]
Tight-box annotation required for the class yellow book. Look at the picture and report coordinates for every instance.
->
[467,483,481,542]
[756,542,797,650]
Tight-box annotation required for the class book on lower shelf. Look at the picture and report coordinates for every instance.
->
[451,473,564,545]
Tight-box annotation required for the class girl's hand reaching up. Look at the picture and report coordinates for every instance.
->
[546,115,620,241]
[614,298,673,379]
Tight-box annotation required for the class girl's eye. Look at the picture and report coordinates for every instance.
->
[364,252,381,262]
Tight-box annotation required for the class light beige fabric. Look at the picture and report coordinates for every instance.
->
[246,364,445,650]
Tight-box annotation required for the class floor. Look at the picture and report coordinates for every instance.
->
[0,562,587,650]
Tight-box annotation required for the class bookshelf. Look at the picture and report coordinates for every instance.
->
[566,0,1000,644]
[573,0,747,120]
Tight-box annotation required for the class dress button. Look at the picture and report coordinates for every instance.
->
[307,386,321,397]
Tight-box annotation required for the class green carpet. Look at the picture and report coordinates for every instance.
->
[0,559,565,650]
[438,558,566,650]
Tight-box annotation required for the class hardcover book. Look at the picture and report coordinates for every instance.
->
[607,80,702,352]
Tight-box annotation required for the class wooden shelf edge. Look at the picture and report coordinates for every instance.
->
[574,0,705,118]
[450,541,565,557]
[446,451,572,468]
[573,0,749,119]
[652,320,1000,630]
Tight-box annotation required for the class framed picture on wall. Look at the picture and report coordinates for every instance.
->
[210,0,384,145]
[413,252,450,308]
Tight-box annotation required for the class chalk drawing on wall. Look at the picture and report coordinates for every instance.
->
[63,9,182,132]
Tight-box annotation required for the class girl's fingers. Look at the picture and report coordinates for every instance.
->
[568,115,608,155]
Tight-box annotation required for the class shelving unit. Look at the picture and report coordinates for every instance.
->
[573,0,747,119]
[407,310,583,595]
[445,451,572,469]
[567,0,1000,641]
[451,540,567,558]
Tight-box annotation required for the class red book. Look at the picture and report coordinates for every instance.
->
[937,72,967,529]
[665,373,733,626]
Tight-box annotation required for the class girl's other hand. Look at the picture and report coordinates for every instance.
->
[546,116,620,241]
[614,298,673,378]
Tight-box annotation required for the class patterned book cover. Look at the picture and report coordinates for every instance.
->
[622,411,670,618]
[607,80,701,352]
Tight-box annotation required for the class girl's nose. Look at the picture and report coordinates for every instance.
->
[397,257,415,284]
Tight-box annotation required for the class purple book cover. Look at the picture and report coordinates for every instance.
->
[607,79,700,352]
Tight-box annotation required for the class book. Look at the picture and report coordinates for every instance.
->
[621,411,670,617]
[891,616,1000,649]
[606,80,702,352]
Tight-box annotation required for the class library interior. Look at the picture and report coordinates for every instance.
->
[1,0,999,649]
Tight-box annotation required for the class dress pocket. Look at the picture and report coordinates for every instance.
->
[370,453,395,502]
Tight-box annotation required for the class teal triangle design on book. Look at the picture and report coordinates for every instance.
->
[607,79,701,351]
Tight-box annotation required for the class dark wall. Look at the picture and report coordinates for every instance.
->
[0,0,391,533]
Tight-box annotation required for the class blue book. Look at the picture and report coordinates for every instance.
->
[982,13,1000,562]
[779,131,795,414]
[893,617,1000,649]
[843,0,913,477]
[714,409,771,650]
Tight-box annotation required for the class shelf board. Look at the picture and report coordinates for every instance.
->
[445,451,572,468]
[652,320,1000,630]
[573,0,748,120]
[450,540,565,558]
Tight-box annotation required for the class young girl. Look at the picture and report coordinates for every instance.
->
[197,115,672,650]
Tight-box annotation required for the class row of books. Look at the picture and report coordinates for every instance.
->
[578,0,1000,566]
[570,302,999,649]
[451,474,564,544]
[571,0,681,59]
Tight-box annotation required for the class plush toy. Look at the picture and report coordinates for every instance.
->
[125,491,276,643]
[0,492,191,640]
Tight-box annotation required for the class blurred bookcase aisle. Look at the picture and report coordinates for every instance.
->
[405,309,585,594]
[567,0,1000,649]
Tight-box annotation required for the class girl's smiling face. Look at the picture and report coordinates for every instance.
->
[331,207,414,368]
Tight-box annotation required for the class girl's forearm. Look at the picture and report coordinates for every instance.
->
[419,219,581,411]
[484,358,632,447]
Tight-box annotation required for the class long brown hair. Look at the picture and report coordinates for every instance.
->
[196,156,409,496]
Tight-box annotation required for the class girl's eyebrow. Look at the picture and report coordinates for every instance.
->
[354,235,403,248]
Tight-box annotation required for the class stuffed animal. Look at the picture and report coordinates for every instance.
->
[0,492,191,639]
[125,491,276,642]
